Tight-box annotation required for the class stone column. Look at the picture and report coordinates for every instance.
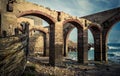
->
[49,23,55,66]
[102,32,108,62]
[94,33,102,61]
[63,35,68,56]
[78,28,88,64]
[0,14,1,37]
[46,33,49,56]
[43,33,49,56]
[49,22,63,66]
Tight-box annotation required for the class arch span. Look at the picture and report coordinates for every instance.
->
[88,24,102,61]
[105,20,120,44]
[16,10,56,24]
[29,28,47,56]
[102,12,120,61]
[16,10,56,65]
[63,19,88,63]
[63,19,83,29]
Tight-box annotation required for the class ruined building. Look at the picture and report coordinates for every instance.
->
[0,0,120,75]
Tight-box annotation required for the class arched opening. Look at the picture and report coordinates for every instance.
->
[16,10,55,65]
[29,29,46,57]
[102,14,120,62]
[63,19,86,63]
[63,23,77,60]
[106,21,120,63]
[88,25,102,62]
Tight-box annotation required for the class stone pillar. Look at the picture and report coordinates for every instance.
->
[49,22,63,66]
[0,14,1,37]
[102,32,108,62]
[43,33,49,56]
[94,33,102,61]
[78,28,88,64]
[63,36,68,56]
[46,33,49,56]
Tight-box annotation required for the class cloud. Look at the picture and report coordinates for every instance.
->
[27,0,120,17]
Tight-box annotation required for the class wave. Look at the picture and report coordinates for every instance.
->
[90,47,94,50]
[108,46,120,50]
[89,46,120,50]
[112,52,120,56]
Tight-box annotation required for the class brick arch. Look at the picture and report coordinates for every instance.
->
[29,28,48,56]
[102,14,120,61]
[88,24,102,42]
[88,24,102,61]
[63,19,83,57]
[16,10,56,63]
[63,19,83,29]
[63,19,83,43]
[16,10,56,24]
[88,24,101,33]
[104,16,120,44]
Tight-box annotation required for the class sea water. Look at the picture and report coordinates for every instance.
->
[68,43,120,64]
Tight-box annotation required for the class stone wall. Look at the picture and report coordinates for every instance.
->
[29,32,44,54]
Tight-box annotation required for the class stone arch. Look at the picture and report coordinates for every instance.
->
[16,10,56,24]
[88,24,102,61]
[102,14,120,61]
[29,28,47,56]
[105,20,120,44]
[63,19,88,63]
[16,10,56,65]
[63,19,83,29]
[88,24,101,33]
[63,19,83,56]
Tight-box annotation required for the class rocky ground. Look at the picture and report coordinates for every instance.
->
[22,55,120,76]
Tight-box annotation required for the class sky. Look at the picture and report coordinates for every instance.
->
[27,0,120,43]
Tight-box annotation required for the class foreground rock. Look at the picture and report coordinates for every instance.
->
[23,56,120,76]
